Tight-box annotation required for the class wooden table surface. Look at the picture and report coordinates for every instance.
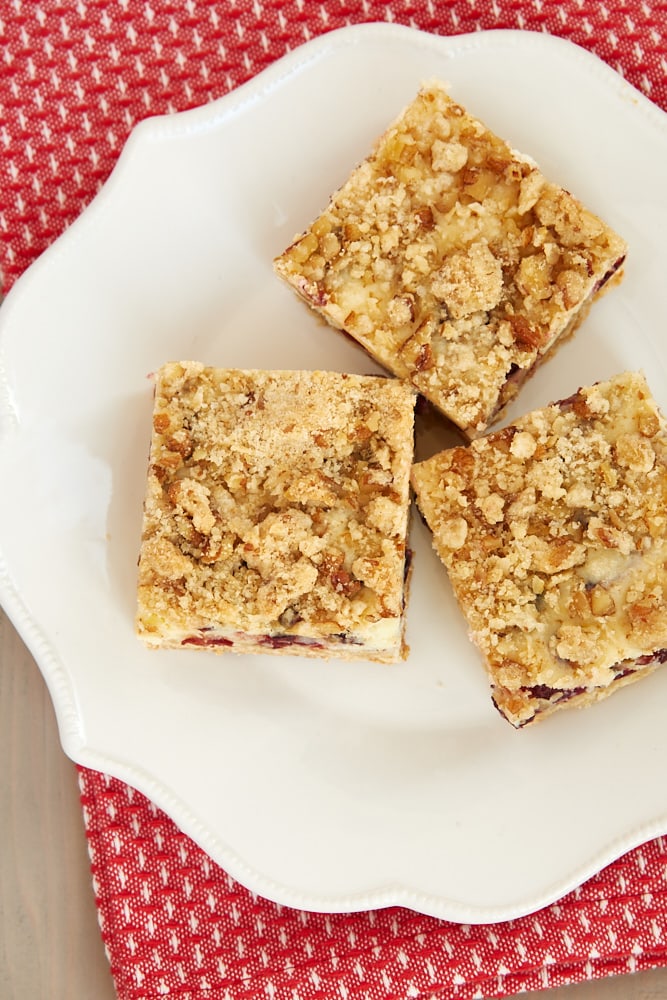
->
[3,605,667,1000]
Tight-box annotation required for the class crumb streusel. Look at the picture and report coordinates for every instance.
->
[274,81,627,438]
[136,362,416,662]
[411,372,667,726]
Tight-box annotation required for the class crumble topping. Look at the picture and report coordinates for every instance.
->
[411,372,667,725]
[136,363,415,662]
[274,80,627,437]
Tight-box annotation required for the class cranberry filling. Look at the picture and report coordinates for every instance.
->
[513,661,646,725]
[182,635,233,648]
[593,254,626,293]
[259,635,325,650]
[497,684,588,728]
[525,683,587,704]
[182,630,367,651]
[497,649,654,726]
[489,364,524,420]
[636,648,667,665]
[331,633,363,646]
[526,661,643,706]
[504,362,522,385]
[556,388,584,411]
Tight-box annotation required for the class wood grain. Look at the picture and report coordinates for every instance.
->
[1,606,666,1000]
[0,608,116,1000]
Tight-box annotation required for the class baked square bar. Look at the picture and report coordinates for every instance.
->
[411,372,667,726]
[274,81,627,438]
[136,362,416,662]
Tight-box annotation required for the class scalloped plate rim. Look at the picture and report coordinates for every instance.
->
[1,22,667,924]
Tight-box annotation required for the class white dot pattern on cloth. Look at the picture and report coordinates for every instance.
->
[3,2,667,996]
[80,770,667,1000]
[0,0,665,290]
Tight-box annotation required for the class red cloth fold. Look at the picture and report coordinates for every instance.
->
[3,2,667,997]
[80,769,667,1000]
[1,0,666,291]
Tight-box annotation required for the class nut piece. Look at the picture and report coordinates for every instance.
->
[589,585,616,617]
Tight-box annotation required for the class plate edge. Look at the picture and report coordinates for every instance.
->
[74,742,667,924]
[2,19,667,924]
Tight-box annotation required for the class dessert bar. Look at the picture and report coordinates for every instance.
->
[274,81,627,438]
[411,372,667,726]
[136,362,416,662]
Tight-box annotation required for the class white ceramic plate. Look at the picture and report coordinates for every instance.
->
[2,24,667,924]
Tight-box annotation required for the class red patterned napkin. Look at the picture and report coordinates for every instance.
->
[3,2,667,998]
[1,0,666,291]
[80,769,667,1000]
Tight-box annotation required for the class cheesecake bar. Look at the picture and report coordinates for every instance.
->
[274,81,627,438]
[136,363,416,662]
[411,372,667,726]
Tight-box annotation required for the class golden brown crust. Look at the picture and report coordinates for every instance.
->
[274,80,627,437]
[411,372,667,726]
[136,363,416,662]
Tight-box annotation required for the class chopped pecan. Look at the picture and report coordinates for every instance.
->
[415,206,435,231]
[153,412,171,434]
[589,585,615,617]
[166,431,193,458]
[414,343,434,371]
[330,568,362,597]
[350,423,373,443]
[507,314,545,350]
[568,589,589,621]
[486,154,510,174]
[156,451,183,471]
